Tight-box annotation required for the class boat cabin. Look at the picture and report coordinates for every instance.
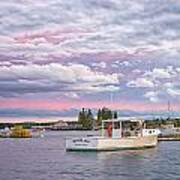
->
[101,118,159,138]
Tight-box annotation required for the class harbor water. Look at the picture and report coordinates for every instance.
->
[0,131,179,180]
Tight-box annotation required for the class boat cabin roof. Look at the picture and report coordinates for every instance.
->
[102,118,144,123]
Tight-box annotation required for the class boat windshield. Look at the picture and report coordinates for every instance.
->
[101,119,143,138]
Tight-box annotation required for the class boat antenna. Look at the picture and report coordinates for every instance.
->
[168,100,171,119]
[110,92,113,105]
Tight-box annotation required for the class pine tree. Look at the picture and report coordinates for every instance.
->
[78,108,94,129]
[97,109,102,126]
[113,111,118,119]
[78,111,83,124]
[108,109,112,119]
[101,107,112,120]
[87,109,93,129]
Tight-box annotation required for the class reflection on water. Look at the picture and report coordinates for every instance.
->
[0,131,179,180]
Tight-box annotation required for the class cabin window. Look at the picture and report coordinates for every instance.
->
[114,122,120,129]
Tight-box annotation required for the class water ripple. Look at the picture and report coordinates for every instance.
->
[0,131,179,180]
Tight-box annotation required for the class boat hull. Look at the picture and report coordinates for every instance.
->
[66,135,158,151]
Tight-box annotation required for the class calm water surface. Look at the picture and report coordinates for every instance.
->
[0,131,179,180]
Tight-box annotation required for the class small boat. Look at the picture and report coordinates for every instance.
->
[66,118,159,151]
[0,126,45,138]
[10,126,32,138]
[0,127,11,138]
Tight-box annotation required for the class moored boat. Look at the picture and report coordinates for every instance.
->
[10,126,32,138]
[66,118,159,151]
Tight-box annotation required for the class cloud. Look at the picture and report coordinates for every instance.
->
[167,88,180,97]
[112,60,132,68]
[64,92,79,99]
[165,82,180,98]
[0,0,180,108]
[127,78,154,88]
[1,0,180,59]
[144,67,176,79]
[126,65,180,102]
[144,91,159,103]
[0,63,120,97]
[92,61,107,69]
[0,108,79,118]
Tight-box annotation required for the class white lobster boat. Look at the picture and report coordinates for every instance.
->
[66,118,160,151]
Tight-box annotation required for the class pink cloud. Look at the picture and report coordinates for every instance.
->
[0,35,15,43]
[13,27,92,44]
[0,98,180,112]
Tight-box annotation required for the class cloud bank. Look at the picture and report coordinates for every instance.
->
[0,0,180,115]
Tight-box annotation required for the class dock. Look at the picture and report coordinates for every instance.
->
[158,135,180,141]
[158,137,180,141]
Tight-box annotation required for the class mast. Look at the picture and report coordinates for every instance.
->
[168,101,171,119]
[110,92,113,108]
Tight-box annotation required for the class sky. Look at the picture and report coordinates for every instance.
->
[0,0,180,120]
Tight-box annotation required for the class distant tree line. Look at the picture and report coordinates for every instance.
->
[0,122,57,129]
[97,107,118,126]
[78,107,180,130]
[145,118,180,128]
[1,112,180,130]
[78,107,118,129]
